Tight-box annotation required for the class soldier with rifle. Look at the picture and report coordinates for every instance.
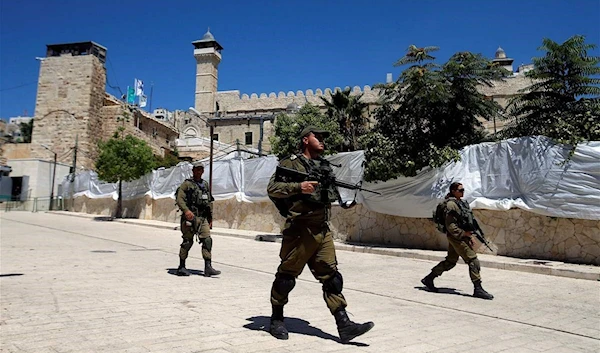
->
[266,126,375,344]
[422,182,494,299]
[175,162,221,277]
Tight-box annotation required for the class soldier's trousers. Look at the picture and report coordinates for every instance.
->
[430,235,481,282]
[271,222,348,315]
[179,216,213,261]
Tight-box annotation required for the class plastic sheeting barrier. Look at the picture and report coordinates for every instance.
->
[60,136,600,220]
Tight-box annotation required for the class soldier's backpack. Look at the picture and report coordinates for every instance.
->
[432,200,449,233]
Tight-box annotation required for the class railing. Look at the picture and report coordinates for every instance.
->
[3,197,65,212]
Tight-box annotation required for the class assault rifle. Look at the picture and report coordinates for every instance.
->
[275,166,381,195]
[468,219,494,252]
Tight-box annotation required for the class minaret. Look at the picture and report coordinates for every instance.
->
[493,46,514,73]
[193,28,223,114]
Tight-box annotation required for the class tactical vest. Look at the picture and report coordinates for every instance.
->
[448,198,475,231]
[182,179,211,216]
[302,156,339,205]
[270,155,339,218]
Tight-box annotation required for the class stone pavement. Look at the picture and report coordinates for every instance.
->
[50,211,600,282]
[1,211,599,353]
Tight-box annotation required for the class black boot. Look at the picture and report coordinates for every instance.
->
[334,310,374,344]
[177,258,191,276]
[204,260,221,277]
[421,273,438,292]
[269,305,288,340]
[473,280,494,300]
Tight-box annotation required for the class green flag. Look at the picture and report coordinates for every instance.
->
[127,87,135,104]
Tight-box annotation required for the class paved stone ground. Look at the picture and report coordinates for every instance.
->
[1,211,599,353]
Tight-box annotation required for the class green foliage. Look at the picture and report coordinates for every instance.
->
[154,147,181,169]
[19,120,33,143]
[320,88,368,152]
[501,35,600,146]
[363,46,508,182]
[269,103,342,158]
[96,134,156,183]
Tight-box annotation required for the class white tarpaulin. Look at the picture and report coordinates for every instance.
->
[61,136,600,220]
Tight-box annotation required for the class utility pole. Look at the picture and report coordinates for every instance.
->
[69,135,78,211]
[42,144,57,211]
[50,152,56,210]
[71,135,78,182]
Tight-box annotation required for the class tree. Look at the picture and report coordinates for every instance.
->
[320,88,368,152]
[96,109,155,218]
[154,147,181,169]
[502,35,600,147]
[19,120,33,143]
[269,103,342,158]
[362,45,508,181]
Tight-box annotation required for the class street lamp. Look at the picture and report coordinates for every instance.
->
[41,144,57,211]
[188,107,216,193]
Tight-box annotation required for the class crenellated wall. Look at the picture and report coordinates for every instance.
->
[216,86,380,114]
[68,196,600,265]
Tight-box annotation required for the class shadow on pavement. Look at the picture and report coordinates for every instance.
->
[254,234,282,242]
[166,268,204,276]
[0,273,24,277]
[243,316,369,346]
[93,216,114,222]
[415,286,471,297]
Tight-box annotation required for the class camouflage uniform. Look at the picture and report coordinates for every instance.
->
[422,196,493,299]
[430,198,481,282]
[267,154,347,314]
[176,176,220,277]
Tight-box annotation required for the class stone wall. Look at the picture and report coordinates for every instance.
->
[1,143,32,160]
[30,54,106,169]
[216,73,532,116]
[100,98,178,156]
[68,195,600,265]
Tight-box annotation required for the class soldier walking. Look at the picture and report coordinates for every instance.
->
[267,126,374,343]
[421,182,493,299]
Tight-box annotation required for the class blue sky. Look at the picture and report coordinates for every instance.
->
[1,0,599,119]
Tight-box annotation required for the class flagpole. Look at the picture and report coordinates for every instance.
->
[134,79,138,107]
[149,82,154,113]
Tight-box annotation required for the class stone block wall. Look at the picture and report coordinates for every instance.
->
[99,99,178,157]
[1,143,32,160]
[69,195,600,265]
[30,54,106,169]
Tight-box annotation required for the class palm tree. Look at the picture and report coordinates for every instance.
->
[320,88,368,152]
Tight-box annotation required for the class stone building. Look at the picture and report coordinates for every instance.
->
[174,31,535,158]
[2,41,179,204]
[28,41,179,170]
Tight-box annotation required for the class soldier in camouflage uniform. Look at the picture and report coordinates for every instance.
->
[421,182,493,299]
[267,126,374,343]
[175,162,221,277]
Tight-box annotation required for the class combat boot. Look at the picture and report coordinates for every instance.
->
[269,305,288,340]
[204,260,221,277]
[473,280,494,300]
[421,273,438,292]
[334,310,374,344]
[176,259,190,276]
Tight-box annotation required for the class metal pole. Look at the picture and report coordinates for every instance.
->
[209,122,214,194]
[49,152,57,211]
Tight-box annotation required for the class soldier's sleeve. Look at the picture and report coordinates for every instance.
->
[445,201,466,239]
[176,181,190,213]
[267,158,302,199]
